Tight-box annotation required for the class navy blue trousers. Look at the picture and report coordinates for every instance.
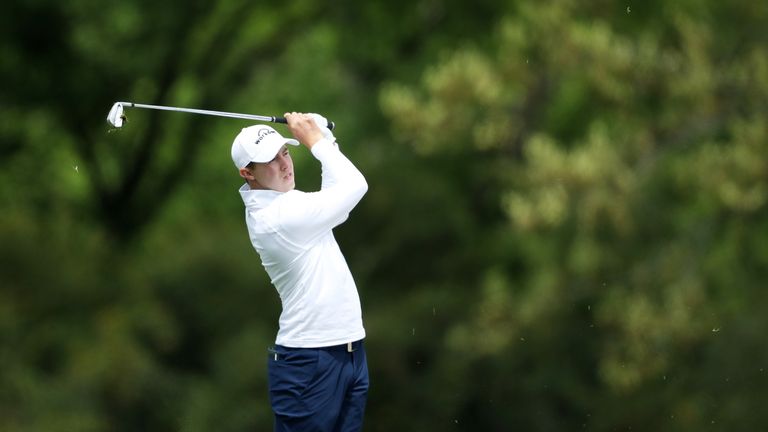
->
[268,340,369,432]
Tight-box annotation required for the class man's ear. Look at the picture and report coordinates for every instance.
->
[239,167,254,181]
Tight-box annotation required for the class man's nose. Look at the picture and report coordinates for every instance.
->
[277,154,290,169]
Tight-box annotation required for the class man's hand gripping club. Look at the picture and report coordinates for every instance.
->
[284,112,335,150]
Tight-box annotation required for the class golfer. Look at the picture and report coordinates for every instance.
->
[231,112,369,431]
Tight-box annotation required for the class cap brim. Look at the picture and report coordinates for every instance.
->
[249,138,300,163]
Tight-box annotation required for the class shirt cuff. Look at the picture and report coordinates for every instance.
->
[310,138,338,160]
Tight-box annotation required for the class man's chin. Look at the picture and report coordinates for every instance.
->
[281,181,295,192]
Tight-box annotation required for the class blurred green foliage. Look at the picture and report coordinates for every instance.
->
[2,0,767,430]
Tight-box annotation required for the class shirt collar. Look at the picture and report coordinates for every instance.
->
[239,183,283,209]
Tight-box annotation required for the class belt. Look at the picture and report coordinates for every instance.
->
[273,339,364,354]
[322,339,364,353]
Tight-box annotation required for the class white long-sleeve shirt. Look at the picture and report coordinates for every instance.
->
[239,138,368,347]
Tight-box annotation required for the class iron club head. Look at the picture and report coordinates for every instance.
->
[106,102,125,128]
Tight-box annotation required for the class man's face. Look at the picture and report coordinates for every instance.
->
[243,146,295,192]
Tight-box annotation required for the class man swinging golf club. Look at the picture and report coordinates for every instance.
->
[232,112,369,432]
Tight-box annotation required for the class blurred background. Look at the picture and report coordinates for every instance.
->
[1,0,767,430]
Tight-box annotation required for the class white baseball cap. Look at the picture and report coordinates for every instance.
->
[231,124,299,168]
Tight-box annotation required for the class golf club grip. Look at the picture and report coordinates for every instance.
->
[272,116,336,131]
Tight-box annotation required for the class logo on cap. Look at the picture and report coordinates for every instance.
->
[254,128,277,146]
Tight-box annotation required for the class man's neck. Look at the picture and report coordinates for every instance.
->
[247,180,266,190]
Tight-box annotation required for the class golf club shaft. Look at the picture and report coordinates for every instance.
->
[117,102,335,129]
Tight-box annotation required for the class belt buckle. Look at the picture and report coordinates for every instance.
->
[346,342,355,353]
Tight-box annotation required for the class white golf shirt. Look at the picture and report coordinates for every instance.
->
[239,138,368,348]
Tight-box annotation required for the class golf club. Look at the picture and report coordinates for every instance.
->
[106,101,335,130]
